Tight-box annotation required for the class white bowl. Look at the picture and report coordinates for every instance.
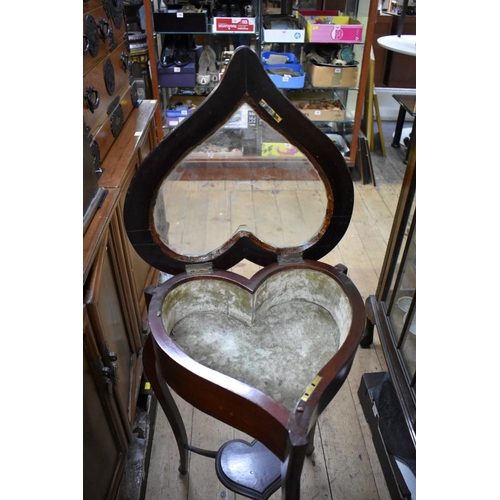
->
[397,296,412,313]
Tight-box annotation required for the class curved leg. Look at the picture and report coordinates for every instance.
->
[143,334,189,474]
[305,424,316,457]
[281,442,308,500]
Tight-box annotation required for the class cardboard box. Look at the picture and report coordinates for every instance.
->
[167,95,205,108]
[212,17,255,33]
[165,95,205,126]
[290,91,345,121]
[158,61,196,87]
[261,142,304,157]
[298,11,363,43]
[262,15,305,43]
[262,52,305,89]
[153,5,210,33]
[305,61,358,88]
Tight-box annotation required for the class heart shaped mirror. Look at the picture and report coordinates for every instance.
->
[124,46,354,275]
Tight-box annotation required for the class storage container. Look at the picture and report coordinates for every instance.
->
[158,61,196,87]
[212,17,256,33]
[262,52,305,89]
[153,5,210,33]
[305,61,358,88]
[297,11,363,43]
[262,15,305,43]
[290,91,346,121]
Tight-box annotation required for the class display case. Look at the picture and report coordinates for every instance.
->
[358,146,416,499]
[142,0,378,168]
[141,0,260,142]
[259,0,378,167]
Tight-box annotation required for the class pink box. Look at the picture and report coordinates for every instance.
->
[212,17,255,33]
[298,11,363,43]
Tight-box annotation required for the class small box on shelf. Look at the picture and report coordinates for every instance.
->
[262,15,305,43]
[290,90,346,121]
[304,61,358,88]
[153,4,211,33]
[158,61,197,87]
[165,95,206,127]
[297,11,363,43]
[212,17,256,33]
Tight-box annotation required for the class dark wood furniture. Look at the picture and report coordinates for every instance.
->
[372,13,393,87]
[384,13,416,88]
[358,144,416,499]
[391,93,415,163]
[83,3,160,498]
[372,12,416,88]
[124,46,367,499]
[83,100,160,500]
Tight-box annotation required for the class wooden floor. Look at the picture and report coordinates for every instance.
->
[144,122,408,500]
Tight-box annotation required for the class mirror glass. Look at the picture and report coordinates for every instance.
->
[153,103,329,256]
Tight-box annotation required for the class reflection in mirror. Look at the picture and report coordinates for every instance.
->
[153,103,328,257]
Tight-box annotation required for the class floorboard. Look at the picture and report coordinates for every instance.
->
[144,121,409,500]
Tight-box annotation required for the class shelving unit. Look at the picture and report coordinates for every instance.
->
[142,0,378,167]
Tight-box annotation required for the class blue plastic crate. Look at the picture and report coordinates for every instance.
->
[261,52,305,89]
[261,51,299,63]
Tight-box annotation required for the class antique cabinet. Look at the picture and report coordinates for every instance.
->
[83,298,129,500]
[358,146,416,499]
[84,2,160,498]
[83,101,159,500]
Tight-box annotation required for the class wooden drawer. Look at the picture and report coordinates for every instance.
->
[83,3,128,76]
[85,82,138,170]
[84,40,132,132]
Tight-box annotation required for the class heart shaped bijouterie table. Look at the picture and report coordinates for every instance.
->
[124,46,365,500]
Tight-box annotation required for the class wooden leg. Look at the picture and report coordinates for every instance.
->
[392,105,406,148]
[404,119,415,164]
[305,424,316,457]
[280,442,308,500]
[143,334,190,474]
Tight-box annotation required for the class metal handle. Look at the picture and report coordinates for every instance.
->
[120,52,130,72]
[98,18,111,40]
[84,86,100,113]
[83,34,89,55]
